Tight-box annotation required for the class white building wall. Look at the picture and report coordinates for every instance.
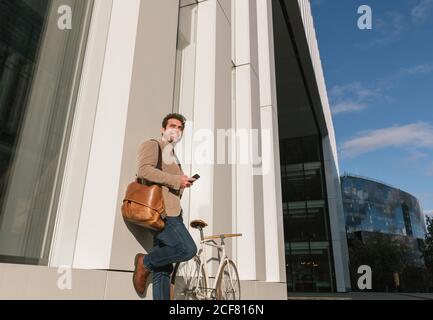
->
[49,0,114,267]
[108,0,181,271]
[72,0,141,269]
[233,0,266,282]
[256,0,286,284]
[186,0,233,277]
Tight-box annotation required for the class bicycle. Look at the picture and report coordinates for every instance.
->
[170,219,242,300]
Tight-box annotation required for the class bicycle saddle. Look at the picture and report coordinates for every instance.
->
[190,219,208,229]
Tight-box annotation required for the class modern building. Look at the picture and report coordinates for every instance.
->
[272,0,350,293]
[0,0,350,299]
[341,174,427,290]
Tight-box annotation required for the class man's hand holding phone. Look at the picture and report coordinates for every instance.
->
[180,174,200,188]
[191,174,200,181]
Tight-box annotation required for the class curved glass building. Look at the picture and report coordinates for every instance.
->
[341,174,428,291]
[341,174,426,240]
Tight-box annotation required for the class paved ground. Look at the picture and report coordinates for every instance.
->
[287,292,433,300]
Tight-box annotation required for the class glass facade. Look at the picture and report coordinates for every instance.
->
[342,175,427,283]
[272,0,336,293]
[341,175,426,240]
[0,0,93,265]
[280,136,335,292]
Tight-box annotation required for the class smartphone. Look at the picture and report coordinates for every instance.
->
[191,174,200,180]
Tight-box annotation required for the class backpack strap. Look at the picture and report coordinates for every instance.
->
[172,150,183,171]
[150,139,162,170]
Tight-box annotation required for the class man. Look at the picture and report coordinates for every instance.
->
[133,113,197,300]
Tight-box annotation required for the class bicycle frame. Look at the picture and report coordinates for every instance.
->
[192,236,231,300]
[173,223,241,300]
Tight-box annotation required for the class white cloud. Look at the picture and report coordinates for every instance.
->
[412,0,433,22]
[372,12,406,46]
[357,3,431,50]
[339,122,433,159]
[425,210,433,218]
[332,101,368,115]
[330,83,377,100]
[329,82,385,116]
[403,151,428,164]
[354,11,406,49]
[330,62,433,116]
[403,63,433,75]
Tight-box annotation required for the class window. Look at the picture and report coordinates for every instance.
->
[286,241,333,292]
[0,0,94,265]
[173,2,198,114]
[280,136,335,292]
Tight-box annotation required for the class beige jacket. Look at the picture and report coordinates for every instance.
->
[136,137,184,217]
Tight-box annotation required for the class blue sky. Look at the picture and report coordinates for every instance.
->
[310,0,433,218]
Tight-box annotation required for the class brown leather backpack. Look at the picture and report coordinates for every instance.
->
[121,140,166,231]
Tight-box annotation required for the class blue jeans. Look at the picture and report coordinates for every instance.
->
[143,214,197,300]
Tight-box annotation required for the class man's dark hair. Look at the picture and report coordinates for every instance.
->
[162,113,187,130]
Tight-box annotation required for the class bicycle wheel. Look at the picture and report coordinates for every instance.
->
[170,257,208,300]
[216,259,241,300]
